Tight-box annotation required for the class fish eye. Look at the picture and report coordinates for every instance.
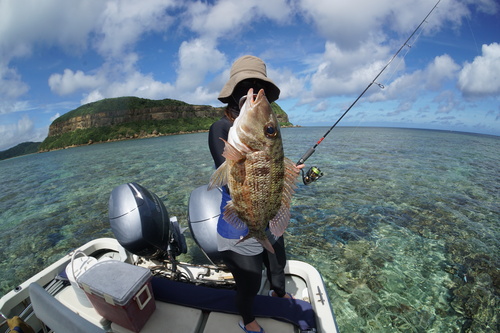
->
[265,125,277,137]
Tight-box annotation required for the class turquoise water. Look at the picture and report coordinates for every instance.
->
[0,127,498,332]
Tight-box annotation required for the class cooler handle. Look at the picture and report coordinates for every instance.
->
[71,250,89,280]
[135,284,152,310]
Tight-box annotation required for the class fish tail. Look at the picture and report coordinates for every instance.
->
[236,235,275,254]
[258,238,275,254]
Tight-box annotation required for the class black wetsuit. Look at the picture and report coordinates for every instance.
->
[208,115,288,325]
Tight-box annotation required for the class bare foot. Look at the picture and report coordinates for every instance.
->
[244,320,263,332]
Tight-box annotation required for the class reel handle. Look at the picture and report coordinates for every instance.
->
[302,166,323,185]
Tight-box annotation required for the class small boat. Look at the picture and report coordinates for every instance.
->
[0,183,339,333]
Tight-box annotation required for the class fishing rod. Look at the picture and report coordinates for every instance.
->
[298,0,441,185]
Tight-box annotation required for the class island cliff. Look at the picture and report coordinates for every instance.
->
[40,96,291,151]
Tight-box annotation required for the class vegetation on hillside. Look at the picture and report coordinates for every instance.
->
[0,96,295,153]
[0,142,41,160]
[40,117,220,151]
[53,96,191,124]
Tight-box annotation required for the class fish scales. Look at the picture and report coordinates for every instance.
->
[209,88,298,253]
[229,151,284,226]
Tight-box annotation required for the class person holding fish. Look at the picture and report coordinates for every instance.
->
[208,55,302,333]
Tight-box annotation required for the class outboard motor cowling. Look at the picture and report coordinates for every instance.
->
[188,185,224,265]
[109,182,170,258]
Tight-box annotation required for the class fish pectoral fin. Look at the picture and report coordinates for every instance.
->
[282,157,299,201]
[269,203,290,237]
[223,201,247,230]
[221,138,245,161]
[208,162,229,189]
[284,157,300,183]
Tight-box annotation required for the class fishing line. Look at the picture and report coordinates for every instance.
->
[297,0,442,185]
[465,13,480,56]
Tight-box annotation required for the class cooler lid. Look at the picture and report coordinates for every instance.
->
[77,260,152,306]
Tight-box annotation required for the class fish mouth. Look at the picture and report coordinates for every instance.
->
[239,88,265,110]
[228,88,267,153]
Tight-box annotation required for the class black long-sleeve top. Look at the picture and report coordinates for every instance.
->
[208,116,232,168]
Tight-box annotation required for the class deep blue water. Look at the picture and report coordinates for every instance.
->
[1,127,498,332]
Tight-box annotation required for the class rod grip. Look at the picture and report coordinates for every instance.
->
[297,147,316,165]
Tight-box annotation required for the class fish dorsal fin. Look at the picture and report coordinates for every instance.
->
[223,201,247,230]
[208,162,228,190]
[221,138,245,161]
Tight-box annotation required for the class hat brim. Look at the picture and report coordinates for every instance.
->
[218,71,280,104]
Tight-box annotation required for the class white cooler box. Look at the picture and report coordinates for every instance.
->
[77,260,156,333]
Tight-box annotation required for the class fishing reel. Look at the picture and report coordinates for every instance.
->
[302,166,323,185]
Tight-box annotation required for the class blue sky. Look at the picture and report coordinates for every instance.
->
[1,0,499,151]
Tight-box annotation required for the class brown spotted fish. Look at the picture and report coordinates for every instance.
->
[208,88,298,253]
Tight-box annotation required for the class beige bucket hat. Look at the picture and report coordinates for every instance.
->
[218,55,280,104]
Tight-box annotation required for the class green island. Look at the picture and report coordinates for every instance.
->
[41,96,292,151]
[1,96,293,160]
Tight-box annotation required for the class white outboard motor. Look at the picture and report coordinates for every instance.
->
[188,185,224,265]
[109,182,186,259]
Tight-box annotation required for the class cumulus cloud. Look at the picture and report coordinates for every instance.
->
[80,70,175,105]
[424,54,460,90]
[1,0,499,148]
[369,54,460,103]
[95,0,178,58]
[0,0,102,59]
[184,0,291,40]
[0,115,46,151]
[433,90,461,114]
[0,63,29,100]
[309,40,391,98]
[457,42,500,98]
[49,69,105,95]
[297,0,461,49]
[176,38,226,90]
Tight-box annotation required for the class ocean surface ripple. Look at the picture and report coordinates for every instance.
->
[0,127,498,332]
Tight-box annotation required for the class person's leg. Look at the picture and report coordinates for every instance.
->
[221,250,263,325]
[263,236,288,297]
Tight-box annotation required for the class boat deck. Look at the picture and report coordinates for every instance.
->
[55,279,299,333]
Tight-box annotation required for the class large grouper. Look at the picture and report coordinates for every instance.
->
[208,88,299,253]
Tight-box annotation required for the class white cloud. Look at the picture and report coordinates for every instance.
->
[296,0,462,49]
[176,38,226,90]
[81,90,105,105]
[309,40,391,98]
[80,70,176,105]
[457,42,500,98]
[0,0,499,148]
[48,69,105,95]
[95,0,178,58]
[268,68,306,101]
[369,54,460,103]
[0,115,46,151]
[0,0,105,60]
[424,54,460,90]
[0,100,31,115]
[184,0,291,40]
[298,0,393,48]
[433,90,461,114]
[0,63,29,100]
[50,113,61,122]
